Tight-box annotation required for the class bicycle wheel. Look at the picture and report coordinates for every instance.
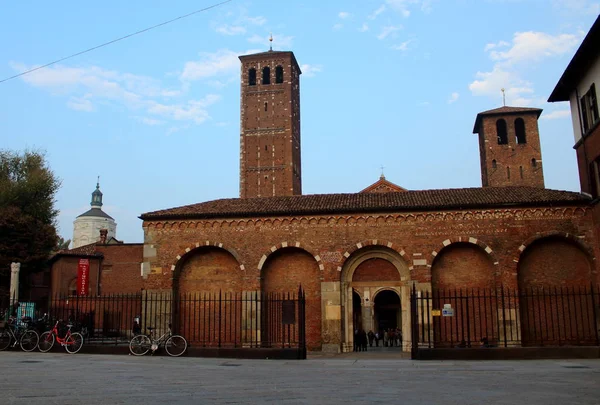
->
[0,329,12,351]
[64,332,84,354]
[129,335,151,356]
[164,335,187,357]
[38,331,55,352]
[20,330,39,352]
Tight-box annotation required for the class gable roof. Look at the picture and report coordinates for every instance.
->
[360,176,407,193]
[140,186,589,221]
[473,106,543,133]
[548,15,600,102]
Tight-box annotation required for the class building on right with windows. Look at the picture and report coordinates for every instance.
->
[548,15,600,197]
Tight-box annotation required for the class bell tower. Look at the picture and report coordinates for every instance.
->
[239,50,302,198]
[473,106,545,188]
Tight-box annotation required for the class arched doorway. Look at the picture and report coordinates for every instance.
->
[373,290,401,332]
[340,246,410,352]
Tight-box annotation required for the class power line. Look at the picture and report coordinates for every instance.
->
[0,0,233,84]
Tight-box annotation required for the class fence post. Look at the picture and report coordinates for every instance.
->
[591,284,599,345]
[218,290,222,348]
[410,284,418,359]
[501,285,507,348]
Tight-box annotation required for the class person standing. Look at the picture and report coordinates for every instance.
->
[367,330,375,347]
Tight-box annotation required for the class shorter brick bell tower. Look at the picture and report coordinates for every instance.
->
[473,106,545,188]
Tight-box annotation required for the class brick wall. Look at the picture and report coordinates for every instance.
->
[479,113,545,188]
[142,204,597,350]
[96,244,143,294]
[431,242,495,290]
[353,258,399,282]
[518,237,593,288]
[51,256,101,296]
[177,247,244,294]
[261,248,321,350]
[239,52,302,198]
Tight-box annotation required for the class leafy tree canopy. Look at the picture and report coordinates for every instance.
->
[0,149,61,277]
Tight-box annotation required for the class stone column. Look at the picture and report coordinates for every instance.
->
[9,262,20,305]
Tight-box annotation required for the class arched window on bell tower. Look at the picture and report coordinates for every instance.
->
[275,66,284,83]
[262,67,271,85]
[496,119,508,145]
[248,68,256,86]
[515,118,527,144]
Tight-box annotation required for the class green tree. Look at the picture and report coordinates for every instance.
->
[0,149,61,280]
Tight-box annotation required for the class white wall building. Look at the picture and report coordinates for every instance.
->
[72,181,117,248]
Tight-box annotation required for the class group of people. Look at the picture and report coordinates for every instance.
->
[353,328,403,351]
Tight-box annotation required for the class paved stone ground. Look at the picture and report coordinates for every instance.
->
[1,351,599,404]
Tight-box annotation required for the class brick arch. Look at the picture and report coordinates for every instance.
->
[431,237,499,266]
[257,241,323,271]
[171,241,244,272]
[338,240,408,272]
[515,231,595,263]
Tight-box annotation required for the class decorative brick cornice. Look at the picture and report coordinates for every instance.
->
[143,207,588,230]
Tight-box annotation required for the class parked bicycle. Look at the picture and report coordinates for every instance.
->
[0,316,40,352]
[38,320,84,354]
[129,324,187,357]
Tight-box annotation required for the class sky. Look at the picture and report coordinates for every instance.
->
[1,0,599,245]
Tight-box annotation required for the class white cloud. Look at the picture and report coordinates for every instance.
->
[541,109,571,120]
[385,0,434,16]
[148,94,221,124]
[180,49,240,81]
[470,28,584,105]
[215,25,247,36]
[368,5,387,19]
[67,96,94,112]
[377,25,402,40]
[391,39,414,51]
[244,15,267,25]
[552,0,600,15]
[469,66,535,105]
[300,64,323,78]
[135,116,165,126]
[447,92,459,104]
[333,23,344,31]
[418,101,430,106]
[484,40,509,52]
[359,23,369,32]
[488,31,583,66]
[338,11,351,19]
[11,61,223,127]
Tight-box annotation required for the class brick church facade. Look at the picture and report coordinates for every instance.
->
[138,50,598,352]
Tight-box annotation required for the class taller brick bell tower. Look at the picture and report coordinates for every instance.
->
[473,106,545,188]
[239,49,302,198]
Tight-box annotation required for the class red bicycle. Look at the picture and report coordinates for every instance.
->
[38,320,84,354]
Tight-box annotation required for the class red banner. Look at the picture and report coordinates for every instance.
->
[77,259,90,296]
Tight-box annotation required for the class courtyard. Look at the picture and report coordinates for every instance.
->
[1,352,599,404]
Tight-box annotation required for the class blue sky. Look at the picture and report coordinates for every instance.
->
[1,0,598,244]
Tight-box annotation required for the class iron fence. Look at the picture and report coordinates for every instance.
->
[411,284,600,352]
[1,288,306,355]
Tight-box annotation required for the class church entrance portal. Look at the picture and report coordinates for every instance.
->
[374,290,401,332]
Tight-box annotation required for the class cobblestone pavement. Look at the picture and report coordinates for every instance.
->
[1,352,599,404]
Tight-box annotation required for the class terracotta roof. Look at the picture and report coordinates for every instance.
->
[360,176,407,193]
[50,242,103,262]
[140,186,590,221]
[473,106,543,133]
[549,15,600,102]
